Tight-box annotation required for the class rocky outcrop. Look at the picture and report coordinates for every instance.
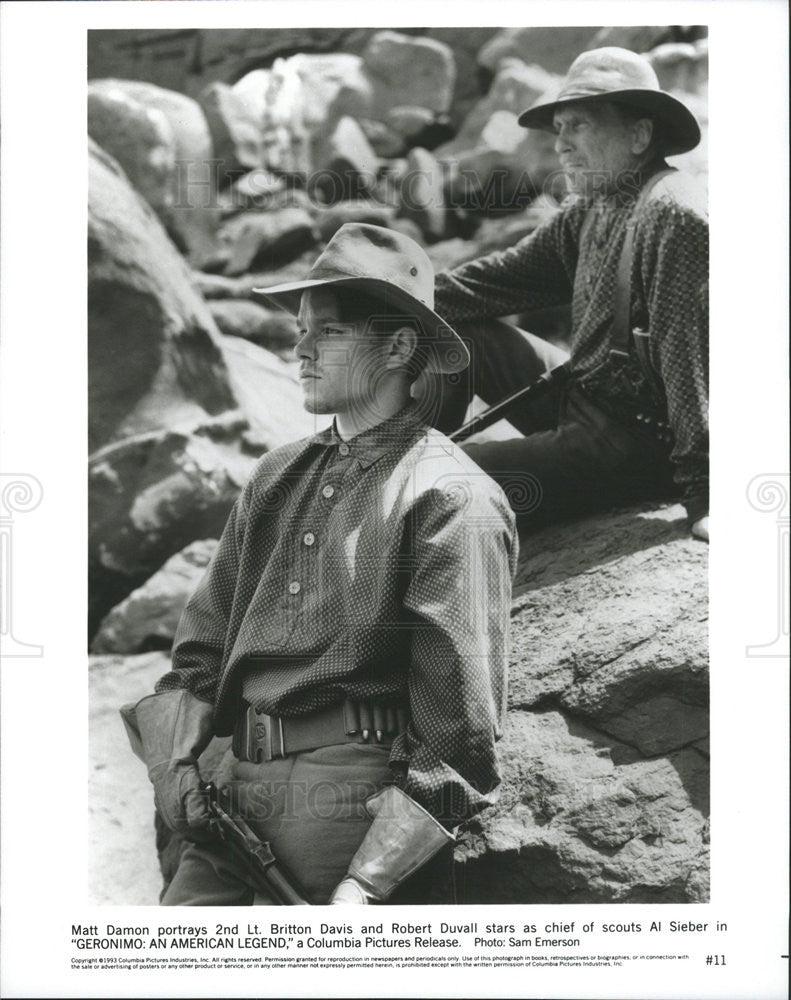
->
[457,503,709,902]
[89,79,219,262]
[198,81,264,181]
[88,140,237,452]
[92,540,219,654]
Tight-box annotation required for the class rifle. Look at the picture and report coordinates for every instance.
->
[202,781,311,906]
[448,362,570,443]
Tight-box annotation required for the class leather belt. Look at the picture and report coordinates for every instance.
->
[233,699,409,764]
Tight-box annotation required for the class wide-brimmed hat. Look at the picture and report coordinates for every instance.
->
[518,47,701,156]
[253,223,469,374]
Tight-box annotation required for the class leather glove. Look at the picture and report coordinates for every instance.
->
[128,689,214,841]
[329,785,454,905]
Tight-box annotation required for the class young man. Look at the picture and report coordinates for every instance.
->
[427,47,709,541]
[127,224,518,906]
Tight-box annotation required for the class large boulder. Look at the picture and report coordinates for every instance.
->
[88,418,255,636]
[198,81,264,182]
[478,27,603,75]
[442,113,559,216]
[457,503,709,902]
[436,60,559,159]
[89,79,219,263]
[216,205,318,275]
[88,83,177,215]
[207,298,298,356]
[398,147,447,241]
[311,116,380,203]
[91,539,219,653]
[361,31,456,118]
[262,53,371,175]
[88,139,237,452]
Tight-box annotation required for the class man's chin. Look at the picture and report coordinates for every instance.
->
[301,394,334,415]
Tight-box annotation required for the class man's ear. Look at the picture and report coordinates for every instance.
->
[385,325,419,371]
[631,117,654,156]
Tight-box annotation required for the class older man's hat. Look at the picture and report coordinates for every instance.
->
[518,46,701,156]
[253,223,469,374]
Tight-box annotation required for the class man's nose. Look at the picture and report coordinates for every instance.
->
[554,125,573,155]
[294,328,316,362]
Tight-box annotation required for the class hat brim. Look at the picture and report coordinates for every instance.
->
[253,275,470,375]
[518,88,701,157]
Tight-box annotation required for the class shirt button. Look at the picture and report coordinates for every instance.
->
[288,581,301,595]
[338,442,350,456]
[303,532,315,546]
[322,485,335,499]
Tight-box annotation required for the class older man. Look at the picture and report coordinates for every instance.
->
[428,47,709,540]
[124,224,517,906]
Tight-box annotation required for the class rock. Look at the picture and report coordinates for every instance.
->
[646,39,708,94]
[587,25,679,54]
[88,419,255,636]
[231,68,272,125]
[384,106,455,151]
[91,540,219,653]
[314,200,396,243]
[89,650,173,904]
[262,53,371,175]
[437,60,559,159]
[458,710,709,902]
[218,336,319,452]
[189,271,244,300]
[198,81,264,182]
[88,83,177,215]
[311,116,380,203]
[426,28,502,127]
[455,501,709,903]
[88,140,237,452]
[398,147,447,241]
[356,117,406,158]
[217,206,318,276]
[220,169,289,216]
[478,27,603,75]
[91,79,220,263]
[443,114,558,215]
[362,31,456,117]
[208,298,298,355]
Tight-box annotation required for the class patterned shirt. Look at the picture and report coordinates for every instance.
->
[434,165,709,522]
[156,403,518,823]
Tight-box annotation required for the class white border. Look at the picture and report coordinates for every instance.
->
[1,2,788,998]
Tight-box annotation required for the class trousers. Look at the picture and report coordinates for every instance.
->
[414,319,675,527]
[162,743,391,906]
[161,743,456,906]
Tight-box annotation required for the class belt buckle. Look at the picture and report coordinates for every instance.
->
[245,705,286,763]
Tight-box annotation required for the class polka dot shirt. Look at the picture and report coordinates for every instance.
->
[156,402,518,823]
[435,164,709,522]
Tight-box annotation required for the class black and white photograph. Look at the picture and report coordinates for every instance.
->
[86,21,712,909]
[0,2,788,998]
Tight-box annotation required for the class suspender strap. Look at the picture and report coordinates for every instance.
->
[610,167,677,360]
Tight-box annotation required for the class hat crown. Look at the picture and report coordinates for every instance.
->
[308,223,434,308]
[559,46,661,100]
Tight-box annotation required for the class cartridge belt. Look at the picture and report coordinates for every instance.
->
[233,698,409,764]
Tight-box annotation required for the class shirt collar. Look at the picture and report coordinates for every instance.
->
[311,401,424,469]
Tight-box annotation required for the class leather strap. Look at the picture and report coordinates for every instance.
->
[610,167,677,362]
[233,699,408,763]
